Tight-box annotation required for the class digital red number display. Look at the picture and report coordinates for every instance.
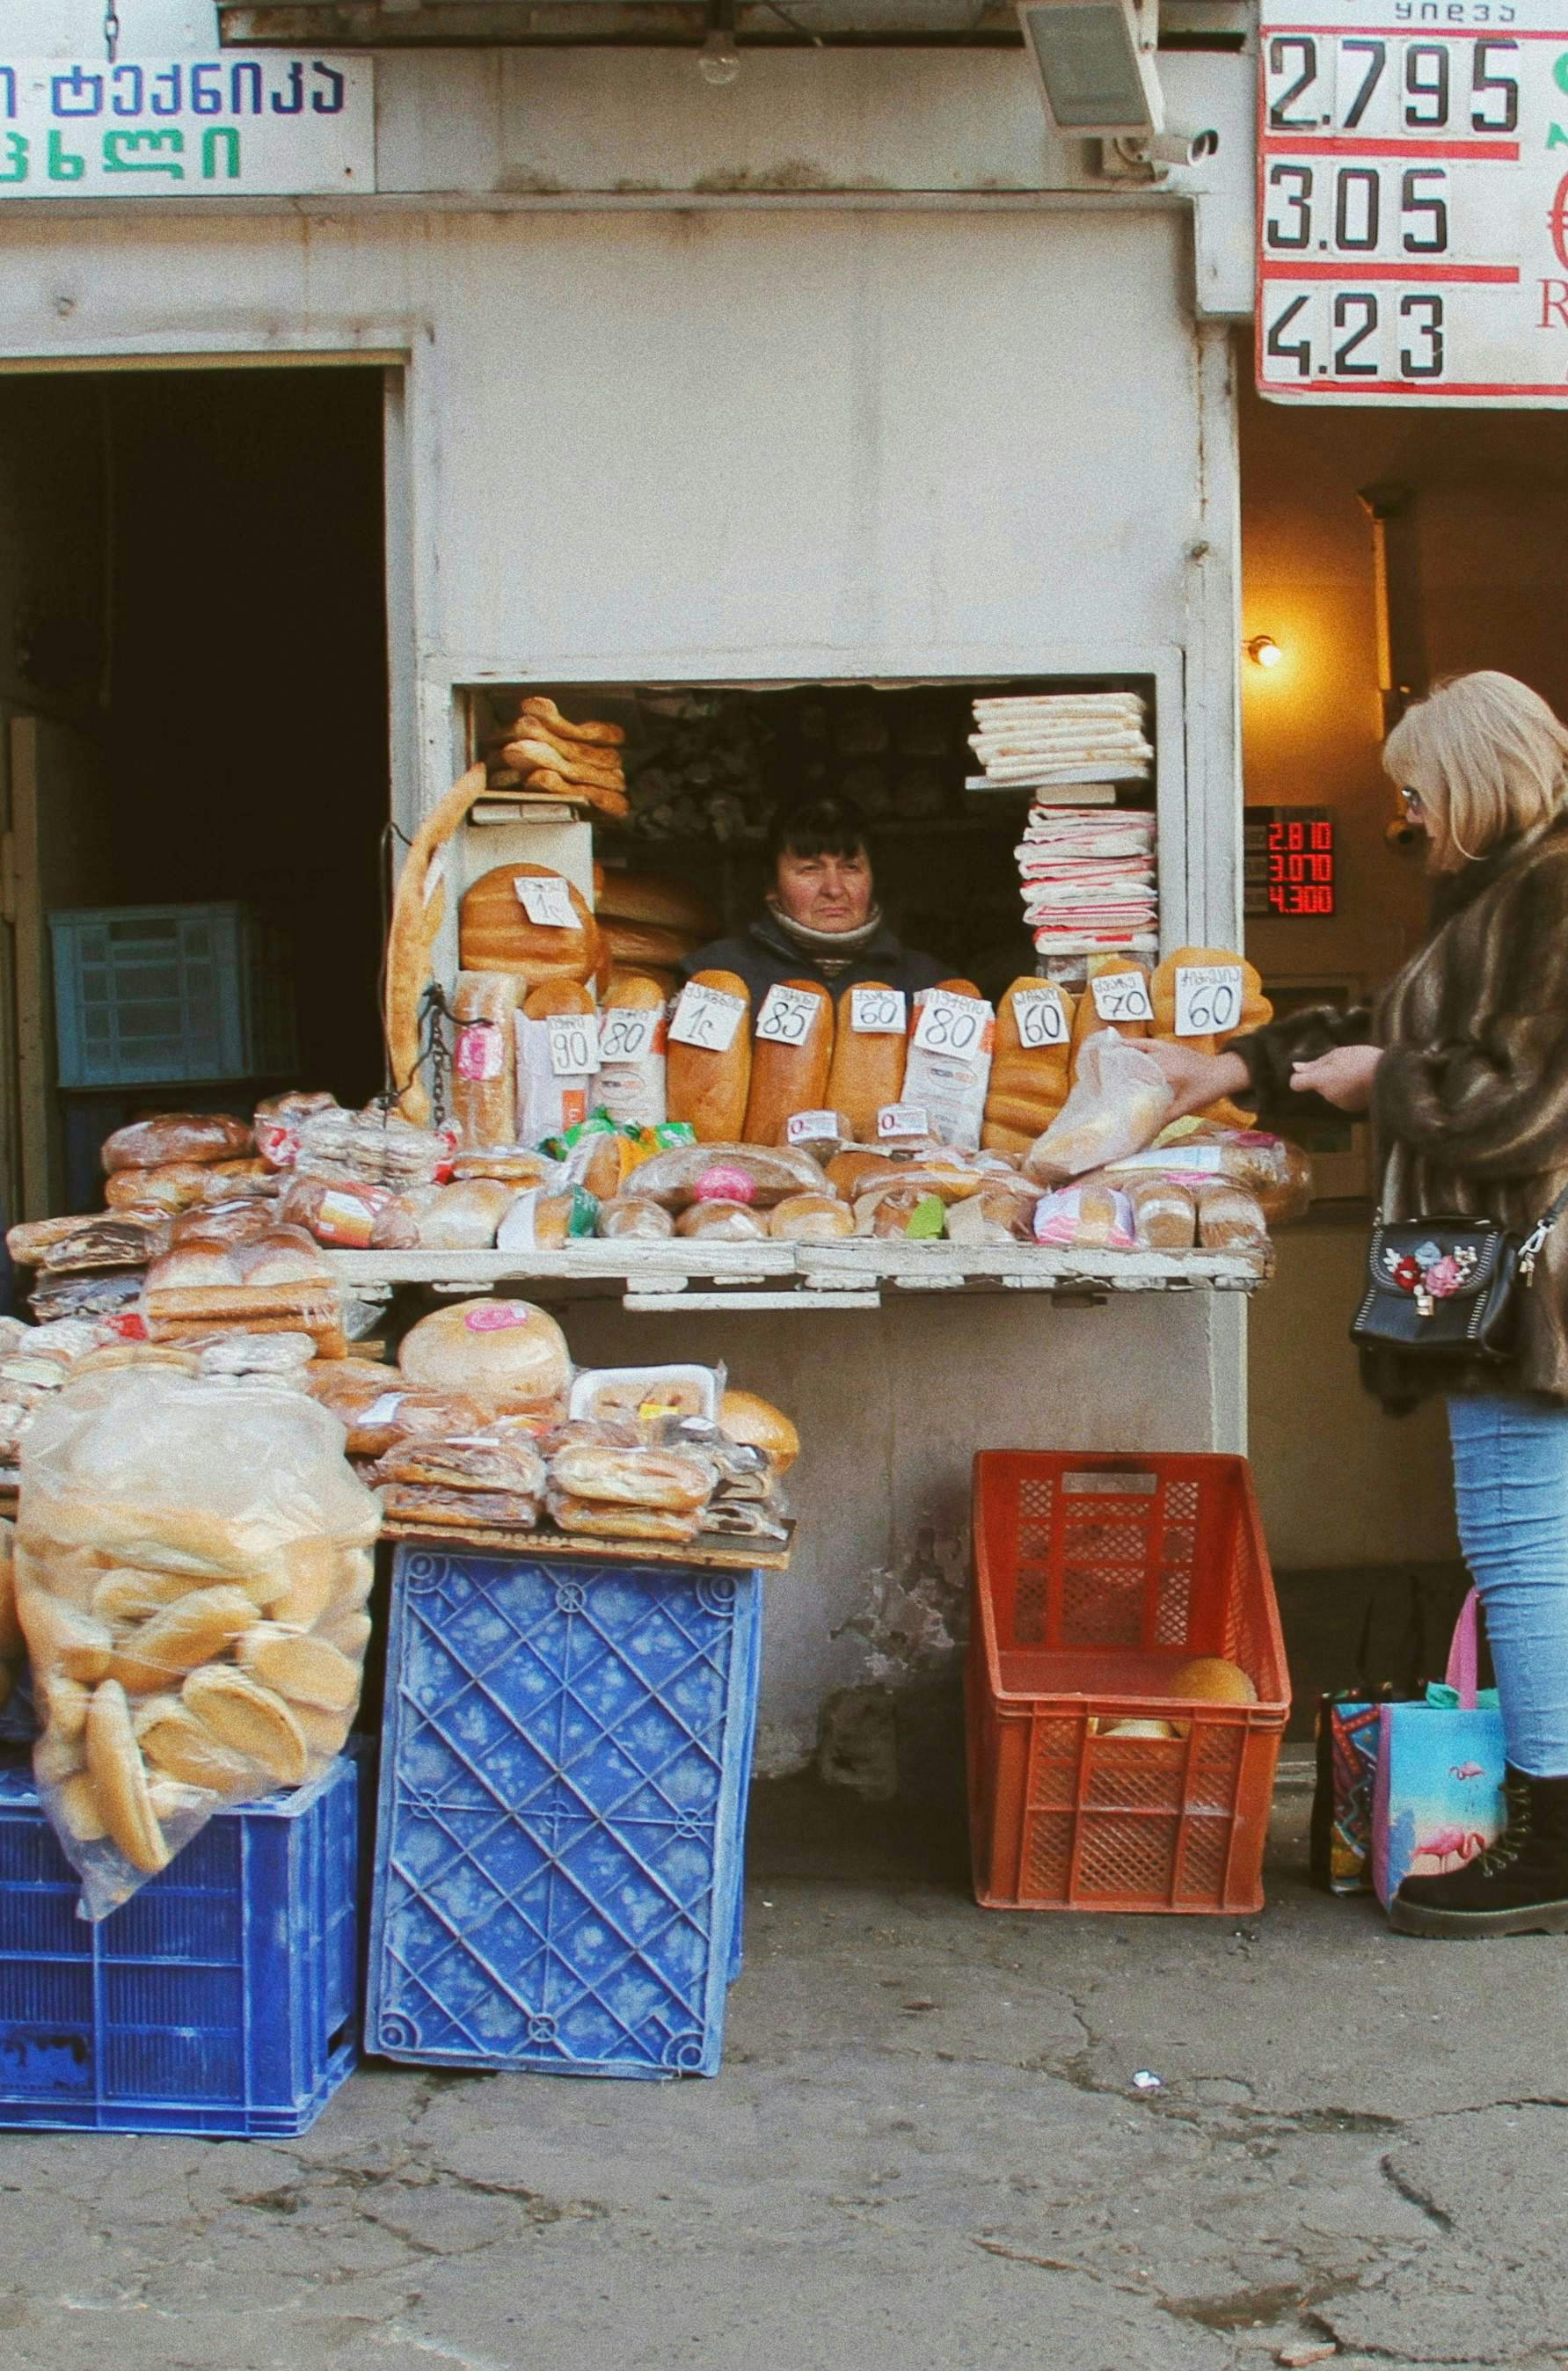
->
[1265,815,1335,917]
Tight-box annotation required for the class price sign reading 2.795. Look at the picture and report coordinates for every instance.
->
[1257,3,1568,407]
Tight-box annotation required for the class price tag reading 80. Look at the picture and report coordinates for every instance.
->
[1090,970,1155,1025]
[850,986,907,1035]
[514,876,576,930]
[755,984,820,1047]
[911,989,989,1062]
[599,1007,659,1065]
[668,981,747,1052]
[1010,988,1068,1051]
[1173,965,1243,1038]
[546,1012,601,1078]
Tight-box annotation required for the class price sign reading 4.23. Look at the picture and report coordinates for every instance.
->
[1258,1,1568,404]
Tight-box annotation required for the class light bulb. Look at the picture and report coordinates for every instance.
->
[698,28,741,85]
[1246,634,1284,670]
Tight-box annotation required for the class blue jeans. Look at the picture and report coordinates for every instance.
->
[1447,1393,1568,1776]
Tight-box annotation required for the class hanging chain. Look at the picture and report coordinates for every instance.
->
[104,1,122,66]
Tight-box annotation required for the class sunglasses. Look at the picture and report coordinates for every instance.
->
[1399,785,1425,814]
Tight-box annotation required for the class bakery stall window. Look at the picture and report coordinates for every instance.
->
[465,676,1158,1003]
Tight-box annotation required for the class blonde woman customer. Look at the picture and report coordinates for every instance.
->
[1151,670,1568,1940]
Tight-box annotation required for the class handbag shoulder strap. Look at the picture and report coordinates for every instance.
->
[1521,1178,1568,1275]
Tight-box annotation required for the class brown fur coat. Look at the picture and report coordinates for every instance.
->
[1236,813,1568,1401]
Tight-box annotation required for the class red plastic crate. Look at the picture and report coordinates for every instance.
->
[967,1451,1290,1914]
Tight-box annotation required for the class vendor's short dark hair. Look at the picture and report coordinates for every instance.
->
[767,796,872,869]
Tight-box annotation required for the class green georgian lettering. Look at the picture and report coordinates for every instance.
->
[102,129,185,178]
[47,130,85,182]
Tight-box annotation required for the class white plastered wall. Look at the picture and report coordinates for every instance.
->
[0,24,1249,1763]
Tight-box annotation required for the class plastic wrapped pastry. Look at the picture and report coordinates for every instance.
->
[550,1441,717,1514]
[1025,1032,1173,1186]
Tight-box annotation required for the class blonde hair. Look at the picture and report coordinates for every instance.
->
[1384,671,1568,872]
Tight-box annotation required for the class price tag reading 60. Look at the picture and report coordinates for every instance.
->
[1173,965,1243,1038]
[1010,988,1068,1051]
[850,986,907,1035]
[911,989,990,1062]
[547,1012,602,1078]
[755,984,820,1047]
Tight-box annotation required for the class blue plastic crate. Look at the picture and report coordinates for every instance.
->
[0,1752,361,2134]
[48,901,297,1088]
[368,1545,764,2081]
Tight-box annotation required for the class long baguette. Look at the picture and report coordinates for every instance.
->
[743,978,834,1147]
[383,762,489,1127]
[502,738,625,793]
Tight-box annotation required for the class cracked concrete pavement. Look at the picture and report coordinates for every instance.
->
[3,1781,1568,2371]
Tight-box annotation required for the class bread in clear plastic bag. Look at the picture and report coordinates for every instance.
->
[1025,1031,1174,1186]
[16,1368,380,1918]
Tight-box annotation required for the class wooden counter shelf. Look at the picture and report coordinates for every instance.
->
[378,1515,794,1573]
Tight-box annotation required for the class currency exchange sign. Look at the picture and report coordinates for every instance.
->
[1257,0,1568,403]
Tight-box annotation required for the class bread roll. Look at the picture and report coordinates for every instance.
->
[515,695,626,749]
[769,1193,853,1243]
[1194,1180,1269,1252]
[1125,1174,1198,1251]
[742,979,835,1147]
[522,978,595,1021]
[397,1298,571,1407]
[459,863,600,987]
[601,919,698,973]
[545,1493,701,1545]
[267,1539,339,1630]
[102,1114,253,1174]
[451,972,519,1149]
[675,1200,767,1240]
[57,1771,108,1843]
[823,980,908,1144]
[622,966,682,1003]
[105,1161,276,1215]
[825,1149,899,1199]
[20,1594,113,1684]
[135,1694,256,1792]
[182,1667,308,1786]
[237,1625,361,1713]
[551,1443,716,1514]
[85,1679,171,1872]
[596,971,668,1130]
[597,1198,675,1241]
[106,1585,259,1696]
[667,971,753,1143]
[594,872,713,937]
[718,1390,799,1472]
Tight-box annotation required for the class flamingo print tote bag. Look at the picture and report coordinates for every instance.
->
[1372,1591,1506,1910]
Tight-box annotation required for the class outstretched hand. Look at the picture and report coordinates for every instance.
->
[1289,1043,1382,1113]
[1141,1040,1251,1122]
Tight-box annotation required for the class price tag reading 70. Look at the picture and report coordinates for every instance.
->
[1090,970,1155,1025]
[755,985,821,1047]
[1173,965,1243,1038]
[668,981,747,1052]
[911,989,991,1062]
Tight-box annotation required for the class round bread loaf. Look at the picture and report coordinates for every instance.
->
[397,1297,571,1407]
[718,1390,800,1473]
[458,862,600,986]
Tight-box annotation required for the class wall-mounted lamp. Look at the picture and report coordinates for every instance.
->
[1246,635,1284,670]
[698,0,742,86]
[1015,0,1164,136]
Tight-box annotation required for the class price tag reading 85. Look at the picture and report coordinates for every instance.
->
[1011,988,1068,1051]
[669,981,747,1052]
[599,1007,659,1065]
[1090,970,1155,1025]
[547,1012,602,1078]
[755,984,820,1047]
[1173,965,1243,1038]
[850,986,907,1035]
[911,989,989,1063]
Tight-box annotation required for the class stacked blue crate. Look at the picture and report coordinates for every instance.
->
[0,1752,361,2134]
[368,1545,765,2080]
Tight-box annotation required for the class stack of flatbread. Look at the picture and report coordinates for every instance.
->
[485,695,631,820]
[1016,808,1158,955]
[967,690,1152,803]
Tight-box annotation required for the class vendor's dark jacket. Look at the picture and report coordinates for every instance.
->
[1231,812,1568,1402]
[682,914,946,1006]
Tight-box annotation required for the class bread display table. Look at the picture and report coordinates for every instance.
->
[326,1240,1268,1317]
[366,1535,771,2080]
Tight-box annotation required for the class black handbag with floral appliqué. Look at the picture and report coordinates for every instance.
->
[1351,1183,1568,1372]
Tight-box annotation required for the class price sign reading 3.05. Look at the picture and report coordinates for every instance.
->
[1258,2,1568,406]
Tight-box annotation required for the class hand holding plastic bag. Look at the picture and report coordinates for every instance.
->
[17,1369,380,1919]
[1025,1031,1174,1186]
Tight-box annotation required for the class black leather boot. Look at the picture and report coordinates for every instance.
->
[1390,1767,1568,1937]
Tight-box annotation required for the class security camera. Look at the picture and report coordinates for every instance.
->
[1113,128,1220,172]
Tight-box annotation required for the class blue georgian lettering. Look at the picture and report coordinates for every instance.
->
[0,68,15,123]
[310,62,345,114]
[271,62,304,115]
[191,64,223,116]
[51,68,103,119]
[110,65,142,118]
[149,66,181,117]
[230,62,263,113]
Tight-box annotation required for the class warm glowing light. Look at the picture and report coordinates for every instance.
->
[1246,635,1284,670]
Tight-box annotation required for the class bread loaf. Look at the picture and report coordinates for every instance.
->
[984,979,1075,1143]
[397,1298,571,1408]
[451,971,519,1149]
[1150,945,1271,1124]
[667,971,752,1143]
[551,1443,716,1514]
[597,1197,675,1241]
[545,1493,702,1545]
[1194,1179,1269,1252]
[1069,956,1153,1073]
[601,919,698,973]
[675,1200,767,1240]
[1125,1174,1198,1251]
[102,1114,253,1174]
[743,978,835,1146]
[769,1193,853,1243]
[459,863,600,986]
[817,979,901,1143]
[595,872,714,937]
[596,972,668,1131]
[515,696,626,749]
[86,1679,171,1873]
[384,762,489,1126]
[105,1161,276,1215]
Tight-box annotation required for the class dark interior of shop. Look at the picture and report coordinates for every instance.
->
[0,363,389,1212]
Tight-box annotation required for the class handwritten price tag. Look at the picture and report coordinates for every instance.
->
[514,876,576,930]
[850,986,907,1035]
[787,1109,840,1147]
[1090,970,1155,1025]
[599,1007,659,1065]
[755,985,820,1047]
[911,989,989,1062]
[878,1103,930,1141]
[669,981,747,1052]
[547,1013,601,1078]
[1173,965,1243,1038]
[1011,988,1068,1050]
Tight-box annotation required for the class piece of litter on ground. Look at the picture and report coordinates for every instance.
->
[901,1998,937,2015]
[1132,2070,1163,2092]
[762,1899,774,1908]
[1276,2345,1336,2367]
